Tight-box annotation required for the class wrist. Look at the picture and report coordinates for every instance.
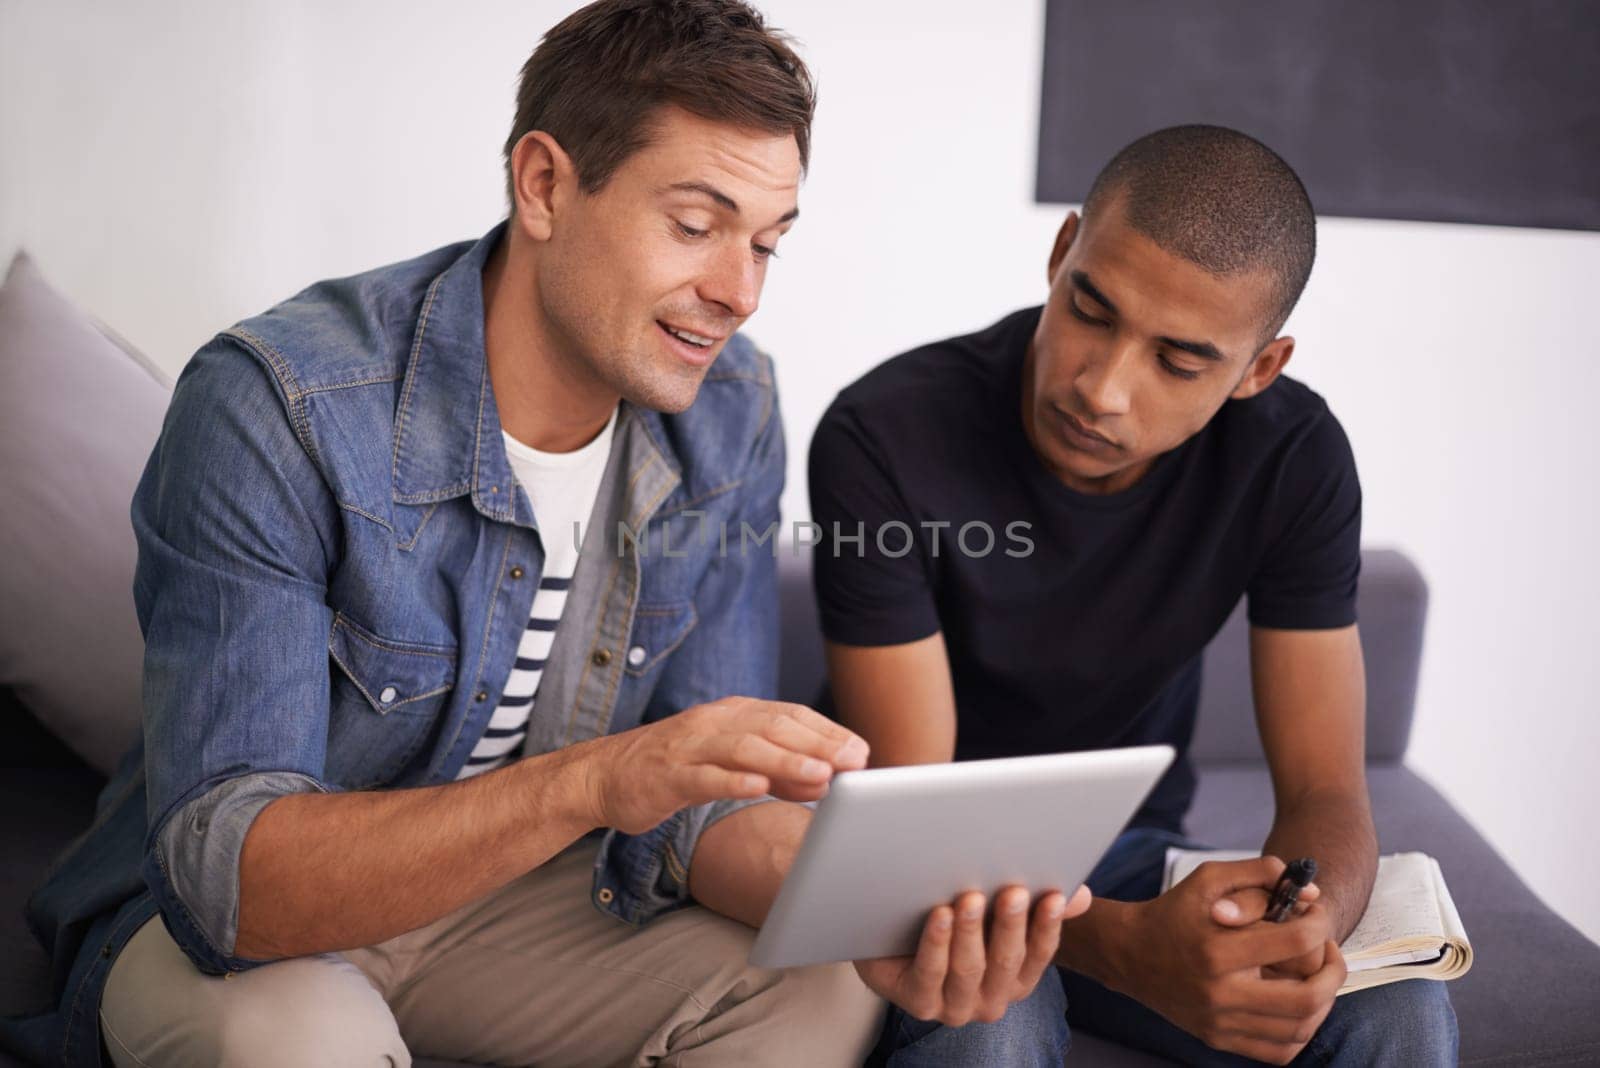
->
[1057,896,1146,996]
[521,736,610,836]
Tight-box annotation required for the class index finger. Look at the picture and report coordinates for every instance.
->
[902,906,955,1013]
[1189,856,1288,899]
[1214,881,1321,925]
[754,701,870,766]
[1216,905,1333,973]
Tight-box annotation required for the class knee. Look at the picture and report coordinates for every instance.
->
[959,969,1069,1057]
[102,915,408,1068]
[648,912,882,1064]
[771,960,886,1058]
[882,969,1067,1068]
[1010,968,1069,1032]
[1319,979,1457,1068]
[1381,979,1458,1066]
[207,958,410,1068]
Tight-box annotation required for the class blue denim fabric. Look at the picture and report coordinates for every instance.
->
[877,827,1458,1067]
[1,222,788,1068]
[870,967,1070,1068]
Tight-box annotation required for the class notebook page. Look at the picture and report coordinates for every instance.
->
[1164,848,1253,888]
[1341,853,1444,957]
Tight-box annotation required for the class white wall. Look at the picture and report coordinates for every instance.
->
[4,1,1597,942]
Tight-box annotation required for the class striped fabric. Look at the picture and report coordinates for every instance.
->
[457,574,569,777]
[456,408,617,780]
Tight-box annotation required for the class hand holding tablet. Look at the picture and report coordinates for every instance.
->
[851,880,1093,1028]
[750,745,1175,972]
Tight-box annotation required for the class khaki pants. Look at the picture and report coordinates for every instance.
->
[99,841,883,1067]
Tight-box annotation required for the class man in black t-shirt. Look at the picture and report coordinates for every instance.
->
[812,127,1456,1066]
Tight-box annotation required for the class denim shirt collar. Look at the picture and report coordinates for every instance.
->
[389,220,696,536]
[390,220,526,524]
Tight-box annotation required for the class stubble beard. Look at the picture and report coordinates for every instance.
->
[596,340,708,415]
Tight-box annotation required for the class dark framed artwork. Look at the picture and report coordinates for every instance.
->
[1037,0,1600,230]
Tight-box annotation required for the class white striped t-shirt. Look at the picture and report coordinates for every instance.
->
[456,407,618,780]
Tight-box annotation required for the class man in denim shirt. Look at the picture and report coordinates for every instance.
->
[3,3,909,1065]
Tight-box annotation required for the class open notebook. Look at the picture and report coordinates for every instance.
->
[1162,849,1473,995]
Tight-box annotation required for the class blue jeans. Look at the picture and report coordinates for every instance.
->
[871,828,1458,1067]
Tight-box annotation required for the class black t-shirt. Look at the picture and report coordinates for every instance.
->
[809,307,1361,830]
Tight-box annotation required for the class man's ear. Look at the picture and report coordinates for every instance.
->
[509,131,574,243]
[1232,336,1295,400]
[1047,211,1080,286]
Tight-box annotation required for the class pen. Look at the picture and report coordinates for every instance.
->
[1265,857,1317,923]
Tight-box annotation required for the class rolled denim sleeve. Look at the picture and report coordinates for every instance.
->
[151,771,331,964]
[133,337,342,974]
[594,353,788,925]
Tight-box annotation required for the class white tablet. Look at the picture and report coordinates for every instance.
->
[748,745,1175,969]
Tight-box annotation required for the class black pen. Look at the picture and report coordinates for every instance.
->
[1265,857,1318,923]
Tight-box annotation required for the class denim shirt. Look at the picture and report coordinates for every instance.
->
[2,222,786,1068]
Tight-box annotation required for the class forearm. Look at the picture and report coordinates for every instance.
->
[825,636,957,768]
[687,799,810,928]
[1263,787,1376,941]
[236,739,601,959]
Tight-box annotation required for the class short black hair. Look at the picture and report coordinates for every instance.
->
[1083,125,1316,341]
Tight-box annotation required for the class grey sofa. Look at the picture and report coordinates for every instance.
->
[4,548,1598,1067]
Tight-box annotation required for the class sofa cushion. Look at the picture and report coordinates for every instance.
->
[0,688,105,1026]
[0,252,170,775]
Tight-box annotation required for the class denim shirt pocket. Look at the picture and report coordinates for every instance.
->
[623,601,698,679]
[326,612,457,788]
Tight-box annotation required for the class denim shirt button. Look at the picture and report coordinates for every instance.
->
[626,646,646,667]
[509,565,524,580]
[597,887,615,904]
[475,690,488,702]
[379,685,398,704]
[591,649,613,667]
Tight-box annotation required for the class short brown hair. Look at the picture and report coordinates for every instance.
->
[503,0,815,203]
